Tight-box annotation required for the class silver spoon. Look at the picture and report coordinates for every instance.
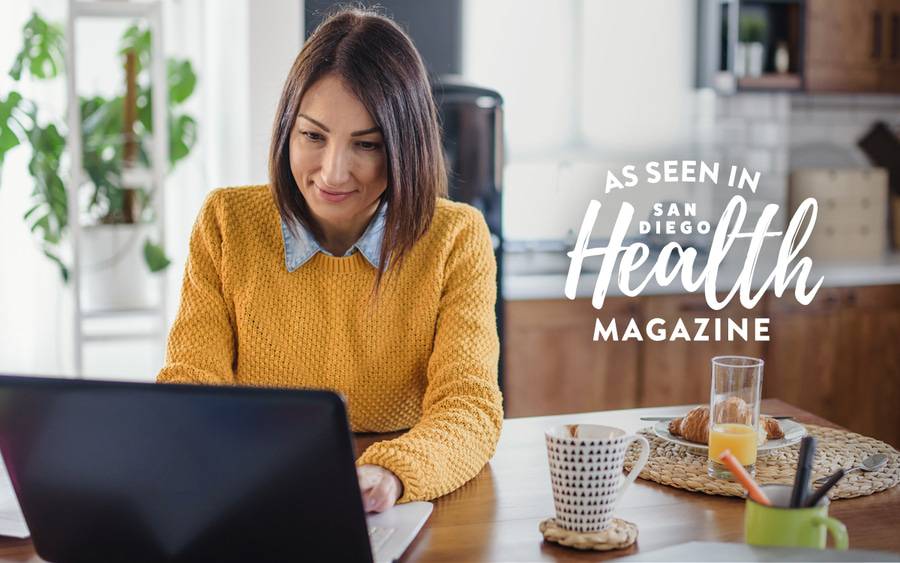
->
[814,453,889,485]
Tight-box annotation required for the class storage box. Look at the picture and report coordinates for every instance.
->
[789,168,888,261]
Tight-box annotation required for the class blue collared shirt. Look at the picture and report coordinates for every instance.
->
[281,203,387,272]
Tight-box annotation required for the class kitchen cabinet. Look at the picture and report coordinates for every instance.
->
[805,0,881,92]
[505,285,900,447]
[806,0,900,93]
[764,287,845,424]
[697,0,900,93]
[640,293,769,408]
[880,0,900,92]
[833,285,900,446]
[767,285,900,447]
[504,298,640,417]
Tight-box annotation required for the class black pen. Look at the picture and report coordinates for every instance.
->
[790,436,816,508]
[804,468,845,508]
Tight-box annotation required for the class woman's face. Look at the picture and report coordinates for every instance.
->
[289,74,388,233]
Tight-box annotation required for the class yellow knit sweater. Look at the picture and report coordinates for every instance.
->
[157,185,503,502]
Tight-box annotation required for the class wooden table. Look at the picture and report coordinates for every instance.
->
[1,400,898,562]
[391,399,900,561]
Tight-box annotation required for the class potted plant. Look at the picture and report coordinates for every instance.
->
[0,12,196,309]
[739,14,767,78]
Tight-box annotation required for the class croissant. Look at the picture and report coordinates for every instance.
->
[668,404,784,444]
[668,406,710,443]
[762,416,784,440]
[715,396,752,425]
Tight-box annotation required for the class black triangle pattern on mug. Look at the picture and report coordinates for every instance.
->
[545,434,633,533]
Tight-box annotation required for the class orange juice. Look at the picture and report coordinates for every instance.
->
[708,423,757,466]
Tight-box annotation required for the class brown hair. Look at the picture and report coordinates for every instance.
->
[268,7,447,286]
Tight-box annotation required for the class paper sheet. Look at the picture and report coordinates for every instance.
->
[0,458,28,538]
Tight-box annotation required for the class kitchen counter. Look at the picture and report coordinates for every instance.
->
[503,249,900,300]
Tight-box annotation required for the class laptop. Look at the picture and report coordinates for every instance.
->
[0,374,432,563]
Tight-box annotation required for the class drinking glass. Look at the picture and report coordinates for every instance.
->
[707,356,764,479]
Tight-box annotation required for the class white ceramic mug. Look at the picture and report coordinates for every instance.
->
[545,424,650,533]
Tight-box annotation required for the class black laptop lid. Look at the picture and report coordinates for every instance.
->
[0,375,373,563]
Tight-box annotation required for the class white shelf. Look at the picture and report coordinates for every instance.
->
[65,0,169,376]
[83,331,163,343]
[81,307,161,319]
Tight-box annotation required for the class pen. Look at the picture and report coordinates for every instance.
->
[790,436,816,508]
[718,450,771,506]
[804,468,845,508]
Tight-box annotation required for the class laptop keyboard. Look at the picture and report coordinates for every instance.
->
[368,525,395,553]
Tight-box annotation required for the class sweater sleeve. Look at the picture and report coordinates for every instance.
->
[157,190,237,385]
[356,208,504,502]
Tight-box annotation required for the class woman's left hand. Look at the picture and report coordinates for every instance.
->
[357,464,403,513]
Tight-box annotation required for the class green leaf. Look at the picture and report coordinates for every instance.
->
[42,249,69,283]
[0,91,23,169]
[9,12,65,81]
[81,95,124,169]
[9,52,25,81]
[0,126,21,159]
[169,114,196,165]
[22,117,67,240]
[168,60,196,104]
[0,91,23,118]
[136,86,152,133]
[143,239,171,272]
[31,214,50,234]
[119,24,151,74]
[3,13,198,278]
[22,203,41,221]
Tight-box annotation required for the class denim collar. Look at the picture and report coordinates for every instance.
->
[281,202,386,272]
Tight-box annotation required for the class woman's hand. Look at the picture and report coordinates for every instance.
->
[357,464,403,513]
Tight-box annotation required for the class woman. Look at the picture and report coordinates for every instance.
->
[157,8,503,513]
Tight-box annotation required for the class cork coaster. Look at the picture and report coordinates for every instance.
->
[623,424,900,499]
[539,517,638,551]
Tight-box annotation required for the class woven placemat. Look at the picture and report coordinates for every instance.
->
[623,424,900,499]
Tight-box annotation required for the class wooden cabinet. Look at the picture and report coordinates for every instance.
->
[806,0,900,93]
[640,293,768,408]
[764,287,845,423]
[880,0,900,92]
[504,297,640,417]
[698,0,900,93]
[833,286,900,445]
[504,285,900,447]
[767,285,900,447]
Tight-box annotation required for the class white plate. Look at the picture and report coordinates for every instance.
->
[652,419,807,455]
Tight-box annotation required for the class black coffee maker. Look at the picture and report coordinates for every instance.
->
[432,77,505,388]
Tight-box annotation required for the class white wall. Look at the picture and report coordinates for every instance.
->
[0,0,71,377]
[462,0,698,241]
[247,1,302,185]
[579,1,696,153]
[462,0,579,158]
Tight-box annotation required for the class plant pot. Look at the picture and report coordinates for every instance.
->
[747,42,765,77]
[80,223,156,312]
[734,43,748,77]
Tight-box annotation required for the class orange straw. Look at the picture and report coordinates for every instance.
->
[719,449,772,506]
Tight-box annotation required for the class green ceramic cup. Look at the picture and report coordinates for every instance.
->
[744,484,848,550]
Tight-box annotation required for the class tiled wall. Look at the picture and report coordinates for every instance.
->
[700,92,900,231]
[790,95,900,162]
[695,92,792,231]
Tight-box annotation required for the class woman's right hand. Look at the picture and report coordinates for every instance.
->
[357,464,403,513]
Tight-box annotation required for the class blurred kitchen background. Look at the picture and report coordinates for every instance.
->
[1,0,899,446]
